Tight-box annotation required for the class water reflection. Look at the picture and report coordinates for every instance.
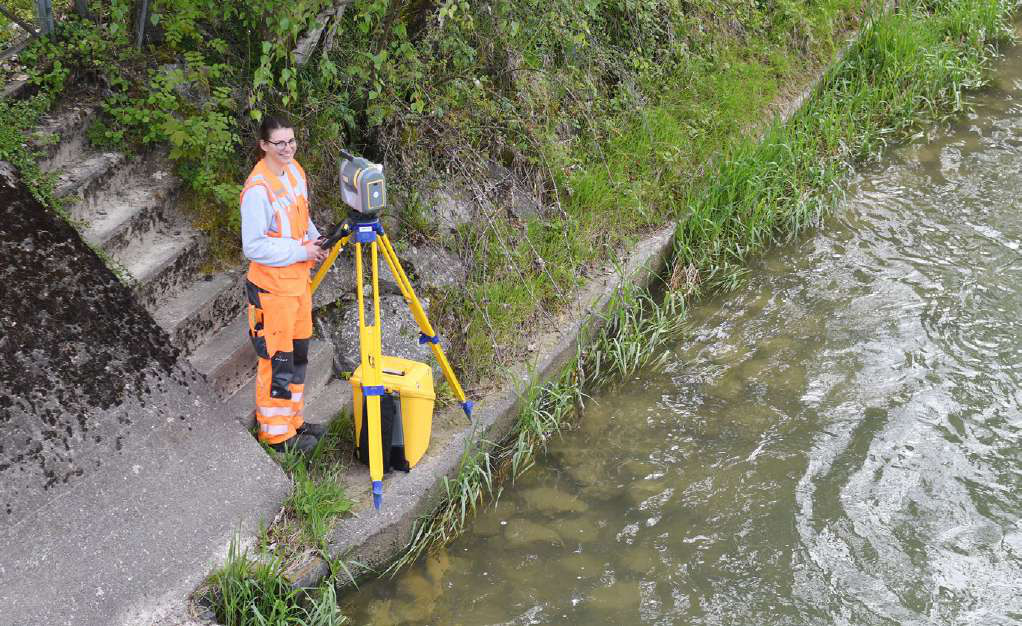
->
[345,42,1022,626]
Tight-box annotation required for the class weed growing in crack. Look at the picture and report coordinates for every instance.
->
[261,413,355,562]
[202,535,346,626]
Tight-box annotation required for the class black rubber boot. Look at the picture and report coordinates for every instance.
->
[297,422,327,438]
[269,432,319,455]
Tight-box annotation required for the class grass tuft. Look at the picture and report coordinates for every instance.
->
[582,282,687,388]
[286,463,351,551]
[202,535,346,626]
[261,415,355,560]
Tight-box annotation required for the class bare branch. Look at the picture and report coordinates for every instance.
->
[0,5,39,37]
[293,0,354,66]
[322,0,353,57]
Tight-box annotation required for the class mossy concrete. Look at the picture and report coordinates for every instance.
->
[0,161,291,626]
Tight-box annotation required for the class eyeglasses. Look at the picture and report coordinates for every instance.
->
[266,138,297,149]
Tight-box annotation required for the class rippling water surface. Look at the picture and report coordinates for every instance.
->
[344,41,1022,626]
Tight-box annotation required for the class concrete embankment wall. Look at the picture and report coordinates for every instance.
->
[0,162,289,625]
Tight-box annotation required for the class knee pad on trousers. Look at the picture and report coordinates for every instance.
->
[270,351,294,399]
[292,338,310,385]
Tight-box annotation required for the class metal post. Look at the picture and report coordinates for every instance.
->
[135,0,150,49]
[34,0,54,35]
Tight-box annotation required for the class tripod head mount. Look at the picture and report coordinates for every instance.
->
[317,209,388,250]
[317,220,351,249]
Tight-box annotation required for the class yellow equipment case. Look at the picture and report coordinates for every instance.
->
[350,355,435,470]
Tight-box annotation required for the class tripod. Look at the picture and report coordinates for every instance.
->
[310,216,473,510]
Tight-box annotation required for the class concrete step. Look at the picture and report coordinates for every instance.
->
[151,270,247,355]
[1,76,29,100]
[53,150,125,200]
[303,376,352,426]
[36,98,181,257]
[220,335,338,427]
[77,167,180,256]
[33,93,249,370]
[189,311,256,398]
[34,95,100,171]
[121,224,208,311]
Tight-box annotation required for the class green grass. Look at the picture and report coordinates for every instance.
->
[262,415,355,559]
[285,462,351,550]
[581,285,687,389]
[439,0,869,381]
[203,535,346,626]
[673,0,1017,291]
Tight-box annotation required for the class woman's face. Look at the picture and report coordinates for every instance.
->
[260,127,297,170]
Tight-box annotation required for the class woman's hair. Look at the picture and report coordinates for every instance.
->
[252,114,294,163]
[259,114,293,142]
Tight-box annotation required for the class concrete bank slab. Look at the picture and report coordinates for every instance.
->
[0,384,289,626]
[284,223,678,587]
[0,161,291,626]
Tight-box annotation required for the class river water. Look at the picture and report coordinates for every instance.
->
[344,41,1022,626]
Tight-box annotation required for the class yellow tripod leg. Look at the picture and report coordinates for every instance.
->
[378,233,473,420]
[310,233,351,295]
[356,241,386,509]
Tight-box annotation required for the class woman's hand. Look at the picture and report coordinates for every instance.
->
[302,240,329,264]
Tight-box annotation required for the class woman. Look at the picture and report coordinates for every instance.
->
[240,115,328,453]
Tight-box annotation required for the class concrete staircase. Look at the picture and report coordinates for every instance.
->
[37,98,347,428]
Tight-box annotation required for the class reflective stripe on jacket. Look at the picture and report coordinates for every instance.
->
[241,158,313,296]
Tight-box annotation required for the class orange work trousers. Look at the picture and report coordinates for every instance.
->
[246,280,312,444]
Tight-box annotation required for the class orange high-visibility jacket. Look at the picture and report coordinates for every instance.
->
[241,158,313,296]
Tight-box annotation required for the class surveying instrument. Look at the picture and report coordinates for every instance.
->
[310,150,473,511]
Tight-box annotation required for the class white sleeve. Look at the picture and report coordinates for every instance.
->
[240,187,309,266]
